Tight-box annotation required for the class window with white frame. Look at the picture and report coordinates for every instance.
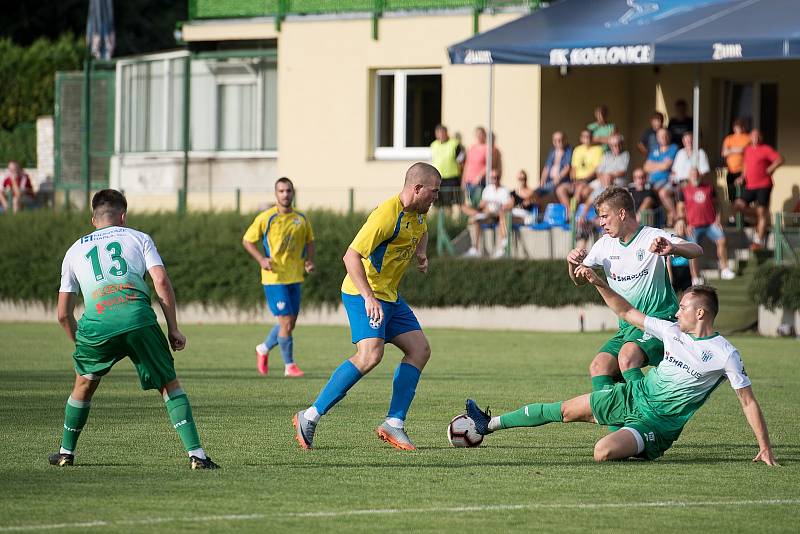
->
[374,69,441,159]
[118,54,277,153]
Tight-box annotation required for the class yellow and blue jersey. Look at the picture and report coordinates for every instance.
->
[243,207,314,285]
[341,196,427,302]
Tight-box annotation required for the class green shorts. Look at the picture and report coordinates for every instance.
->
[73,324,176,391]
[599,324,665,366]
[590,381,681,460]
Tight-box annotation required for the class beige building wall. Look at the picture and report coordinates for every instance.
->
[275,12,539,210]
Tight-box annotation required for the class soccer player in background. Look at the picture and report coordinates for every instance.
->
[567,187,702,430]
[293,162,441,451]
[467,275,777,465]
[243,177,315,377]
[51,190,218,469]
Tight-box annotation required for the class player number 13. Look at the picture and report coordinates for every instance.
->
[84,241,128,281]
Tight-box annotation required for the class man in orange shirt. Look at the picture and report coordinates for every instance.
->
[721,119,750,203]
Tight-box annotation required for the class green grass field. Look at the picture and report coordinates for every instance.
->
[1,323,799,533]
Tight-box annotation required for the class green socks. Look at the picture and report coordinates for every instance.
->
[164,389,202,452]
[499,402,563,429]
[61,396,91,453]
[622,368,644,383]
[591,375,615,392]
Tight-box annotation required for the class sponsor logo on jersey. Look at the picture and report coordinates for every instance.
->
[417,214,424,225]
[293,217,301,225]
[664,353,702,379]
[636,248,645,261]
[608,268,649,282]
[610,255,621,260]
[701,350,713,362]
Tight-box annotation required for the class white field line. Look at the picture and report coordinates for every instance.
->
[2,499,799,532]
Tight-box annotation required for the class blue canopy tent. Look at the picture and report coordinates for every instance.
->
[449,0,800,169]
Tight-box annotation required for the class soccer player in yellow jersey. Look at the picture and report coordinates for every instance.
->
[293,163,441,451]
[243,177,315,377]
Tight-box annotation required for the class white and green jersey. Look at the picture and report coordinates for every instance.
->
[583,225,683,327]
[59,226,162,345]
[637,316,751,433]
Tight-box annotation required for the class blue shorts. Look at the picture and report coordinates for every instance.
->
[341,292,422,344]
[264,283,301,316]
[690,224,724,244]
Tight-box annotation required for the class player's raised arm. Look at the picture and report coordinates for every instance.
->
[148,265,186,351]
[343,247,383,326]
[567,247,588,286]
[650,235,703,259]
[416,232,429,273]
[575,265,645,330]
[734,385,778,466]
[57,292,78,343]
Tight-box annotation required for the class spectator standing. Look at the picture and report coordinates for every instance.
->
[637,111,665,158]
[557,129,603,214]
[463,171,511,258]
[587,105,616,150]
[461,127,501,208]
[671,132,710,186]
[596,133,630,187]
[643,128,678,225]
[735,129,784,249]
[676,168,736,283]
[2,161,35,213]
[667,99,693,144]
[627,168,660,224]
[534,131,572,210]
[722,119,750,203]
[430,124,465,212]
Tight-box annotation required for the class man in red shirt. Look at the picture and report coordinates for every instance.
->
[676,168,735,285]
[2,160,36,213]
[734,130,783,249]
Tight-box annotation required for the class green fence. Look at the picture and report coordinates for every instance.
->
[54,65,115,207]
[190,0,539,19]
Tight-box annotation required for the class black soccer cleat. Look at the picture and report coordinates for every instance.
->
[48,452,75,467]
[189,456,220,470]
[466,399,493,435]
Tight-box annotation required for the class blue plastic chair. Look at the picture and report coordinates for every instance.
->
[531,203,569,230]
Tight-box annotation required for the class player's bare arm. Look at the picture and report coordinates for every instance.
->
[57,292,78,343]
[148,265,186,351]
[735,385,778,466]
[649,236,702,259]
[343,247,383,325]
[576,265,646,330]
[242,239,272,271]
[567,247,588,286]
[305,240,316,273]
[416,232,429,274]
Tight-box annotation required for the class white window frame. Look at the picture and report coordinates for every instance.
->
[373,68,441,161]
[115,51,277,156]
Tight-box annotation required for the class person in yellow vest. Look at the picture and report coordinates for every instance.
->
[430,124,465,214]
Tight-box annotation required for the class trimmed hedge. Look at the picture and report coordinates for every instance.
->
[749,263,800,311]
[0,210,601,309]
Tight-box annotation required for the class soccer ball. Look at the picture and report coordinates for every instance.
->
[447,414,484,448]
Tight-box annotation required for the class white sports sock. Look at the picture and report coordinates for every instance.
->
[60,447,74,456]
[488,416,501,431]
[385,417,404,429]
[187,448,206,460]
[304,406,321,423]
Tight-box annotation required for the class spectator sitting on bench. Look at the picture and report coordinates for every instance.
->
[627,168,660,225]
[464,170,510,258]
[506,169,537,226]
[557,129,603,216]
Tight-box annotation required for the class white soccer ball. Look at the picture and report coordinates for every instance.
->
[447,414,484,448]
